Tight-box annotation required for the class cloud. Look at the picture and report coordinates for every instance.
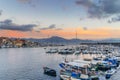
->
[83,27,87,30]
[0,19,37,31]
[55,28,63,30]
[40,24,56,30]
[48,24,56,29]
[40,24,63,31]
[108,15,120,23]
[75,0,120,19]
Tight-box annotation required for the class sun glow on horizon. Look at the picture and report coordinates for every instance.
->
[0,27,119,40]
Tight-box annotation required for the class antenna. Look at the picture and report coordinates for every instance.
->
[76,29,77,40]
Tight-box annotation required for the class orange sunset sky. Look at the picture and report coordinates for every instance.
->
[0,0,120,40]
[0,27,120,40]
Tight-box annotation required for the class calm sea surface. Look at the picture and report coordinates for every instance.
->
[0,47,108,80]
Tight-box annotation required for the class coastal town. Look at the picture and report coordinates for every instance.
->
[0,37,40,48]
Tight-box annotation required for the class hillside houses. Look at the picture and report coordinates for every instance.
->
[0,37,40,48]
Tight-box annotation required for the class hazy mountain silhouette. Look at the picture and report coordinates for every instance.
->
[23,36,95,44]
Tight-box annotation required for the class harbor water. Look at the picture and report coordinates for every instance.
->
[0,47,118,80]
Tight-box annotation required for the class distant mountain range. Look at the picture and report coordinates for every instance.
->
[15,36,120,45]
[23,36,95,45]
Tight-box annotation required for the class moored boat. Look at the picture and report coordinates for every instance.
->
[58,48,75,54]
[59,60,99,80]
[105,69,116,79]
[43,67,57,77]
[46,48,58,53]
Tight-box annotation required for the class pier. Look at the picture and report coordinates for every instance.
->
[80,42,120,46]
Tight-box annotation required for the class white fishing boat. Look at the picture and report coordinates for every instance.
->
[46,48,58,53]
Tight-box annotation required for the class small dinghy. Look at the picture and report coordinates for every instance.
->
[105,69,116,79]
[43,67,57,77]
